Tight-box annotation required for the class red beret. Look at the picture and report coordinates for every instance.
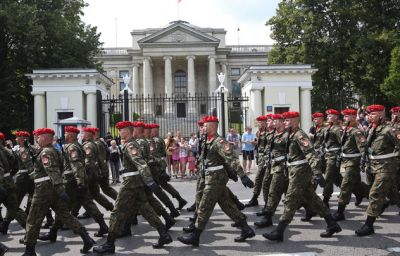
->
[152,123,160,128]
[198,119,204,126]
[144,123,152,129]
[341,108,357,116]
[34,128,55,136]
[265,114,273,120]
[282,111,300,119]
[64,126,80,134]
[271,114,284,120]
[325,109,340,116]
[15,131,30,137]
[0,132,4,140]
[366,104,385,112]
[312,112,324,118]
[132,121,145,128]
[203,115,219,123]
[115,121,132,130]
[390,106,400,113]
[82,127,96,134]
[256,115,268,121]
[93,127,100,132]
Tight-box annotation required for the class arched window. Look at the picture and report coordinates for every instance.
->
[174,70,187,96]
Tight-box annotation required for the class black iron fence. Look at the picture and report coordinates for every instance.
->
[98,93,248,139]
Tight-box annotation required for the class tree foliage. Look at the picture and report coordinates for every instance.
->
[381,45,400,103]
[267,0,400,111]
[0,0,102,136]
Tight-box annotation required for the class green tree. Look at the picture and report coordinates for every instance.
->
[0,0,102,136]
[381,45,400,103]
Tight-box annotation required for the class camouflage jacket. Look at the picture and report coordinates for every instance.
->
[324,123,342,158]
[82,140,100,180]
[270,131,289,173]
[95,139,109,177]
[313,125,326,150]
[262,129,276,165]
[257,129,268,163]
[340,125,366,167]
[0,145,17,187]
[63,141,87,186]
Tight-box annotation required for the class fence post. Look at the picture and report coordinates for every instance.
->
[124,90,129,121]
[220,91,226,138]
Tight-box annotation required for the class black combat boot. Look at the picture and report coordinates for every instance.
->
[262,220,289,242]
[320,214,342,237]
[183,221,195,233]
[178,228,202,246]
[231,222,240,228]
[256,210,266,216]
[93,234,116,254]
[332,204,346,221]
[186,203,196,212]
[235,219,255,242]
[162,211,176,230]
[153,227,172,249]
[233,196,245,210]
[301,209,316,222]
[0,242,9,256]
[170,208,181,218]
[245,194,259,208]
[0,220,10,234]
[22,244,36,256]
[94,215,109,237]
[117,222,131,238]
[354,193,363,206]
[176,195,188,210]
[323,196,330,209]
[42,210,54,228]
[79,229,96,253]
[38,227,58,242]
[355,215,376,236]
[254,212,273,228]
[131,215,138,226]
[77,211,90,219]
[379,201,390,215]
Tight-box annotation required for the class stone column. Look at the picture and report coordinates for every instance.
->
[221,62,227,86]
[132,64,140,96]
[164,56,174,115]
[143,57,153,116]
[32,92,46,129]
[208,55,217,94]
[300,87,312,132]
[187,55,196,114]
[250,87,263,128]
[85,91,97,127]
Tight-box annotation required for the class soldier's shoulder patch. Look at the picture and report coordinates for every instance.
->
[83,144,92,155]
[299,137,310,147]
[223,142,232,152]
[41,153,51,166]
[21,151,30,161]
[128,145,138,156]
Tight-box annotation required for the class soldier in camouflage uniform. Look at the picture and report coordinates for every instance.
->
[150,124,188,210]
[263,111,341,242]
[355,105,400,236]
[0,132,27,235]
[322,109,343,208]
[22,128,95,256]
[93,121,172,254]
[333,109,370,221]
[390,106,400,206]
[178,116,255,246]
[94,128,118,201]
[255,114,289,228]
[1,131,33,234]
[80,128,114,214]
[246,115,269,207]
[38,126,108,243]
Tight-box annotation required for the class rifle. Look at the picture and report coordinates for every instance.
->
[337,122,351,167]
[283,127,292,177]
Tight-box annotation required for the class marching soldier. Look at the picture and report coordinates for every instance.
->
[332,109,370,221]
[0,132,27,235]
[355,105,400,236]
[22,128,95,255]
[178,116,255,246]
[38,126,108,243]
[93,121,172,254]
[263,111,341,242]
[322,109,343,208]
[246,115,269,207]
[1,131,33,234]
[390,106,400,201]
[255,114,289,228]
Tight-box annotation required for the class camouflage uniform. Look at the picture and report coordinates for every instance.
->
[24,145,92,251]
[0,144,27,231]
[313,125,327,174]
[95,139,118,200]
[260,130,275,205]
[249,129,268,203]
[81,140,113,212]
[322,124,343,204]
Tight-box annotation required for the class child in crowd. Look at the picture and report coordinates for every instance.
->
[187,151,196,178]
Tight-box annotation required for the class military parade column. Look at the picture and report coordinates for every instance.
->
[32,91,46,129]
[300,87,312,132]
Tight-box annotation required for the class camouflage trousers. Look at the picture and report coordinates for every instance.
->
[25,188,85,246]
[159,178,181,199]
[338,164,370,205]
[196,182,246,230]
[0,178,27,228]
[367,172,400,217]
[195,173,206,210]
[264,168,289,215]
[261,167,273,205]
[109,183,164,236]
[4,173,34,220]
[149,165,177,211]
[322,155,343,199]
[88,178,114,211]
[98,174,118,200]
[280,166,330,222]
[252,162,267,196]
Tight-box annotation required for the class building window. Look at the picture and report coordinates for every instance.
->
[274,107,290,114]
[119,70,129,78]
[119,82,125,91]
[174,70,187,96]
[176,103,186,118]
[58,112,73,120]
[231,68,240,76]
[231,80,241,97]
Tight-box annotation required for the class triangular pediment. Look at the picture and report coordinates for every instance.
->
[138,22,220,46]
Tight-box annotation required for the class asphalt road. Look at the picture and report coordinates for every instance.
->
[1,171,400,256]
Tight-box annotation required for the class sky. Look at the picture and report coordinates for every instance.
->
[82,0,281,48]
